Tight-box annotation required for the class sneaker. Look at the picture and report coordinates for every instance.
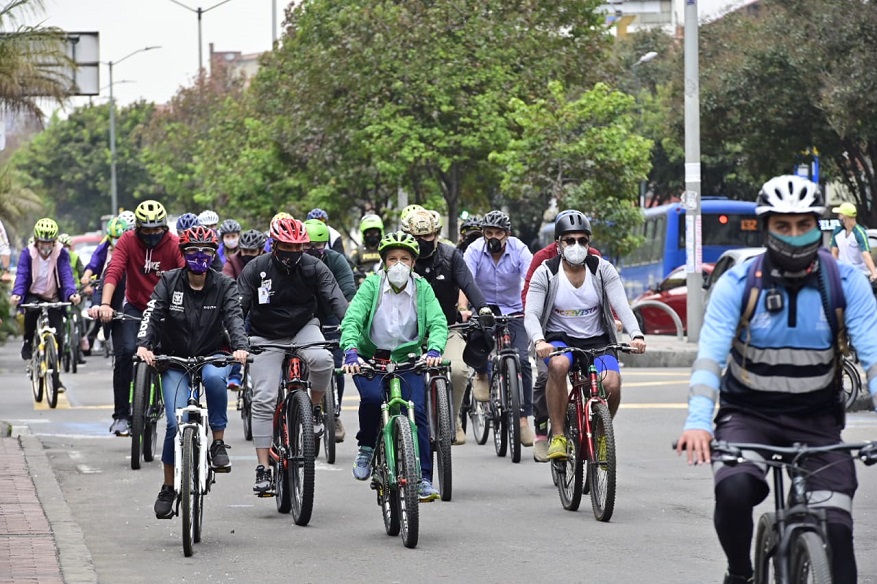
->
[334,417,346,443]
[313,405,324,438]
[226,375,241,391]
[209,439,231,472]
[109,418,130,437]
[253,465,272,495]
[723,573,754,584]
[472,374,490,402]
[419,478,440,502]
[454,421,466,445]
[352,446,373,481]
[154,484,176,519]
[547,435,569,460]
[21,341,33,361]
[520,422,535,447]
[533,436,549,463]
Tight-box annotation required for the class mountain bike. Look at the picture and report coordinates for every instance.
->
[62,302,86,374]
[547,344,633,522]
[148,353,245,557]
[250,339,338,526]
[708,440,877,584]
[487,314,525,463]
[236,363,254,441]
[20,302,70,409]
[459,370,489,445]
[315,325,341,464]
[130,357,164,470]
[424,362,454,501]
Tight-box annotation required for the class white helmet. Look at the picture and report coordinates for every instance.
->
[755,175,825,217]
[118,210,136,231]
[198,210,220,226]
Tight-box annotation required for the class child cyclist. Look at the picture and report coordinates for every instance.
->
[341,232,448,502]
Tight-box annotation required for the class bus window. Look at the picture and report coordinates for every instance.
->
[651,215,666,263]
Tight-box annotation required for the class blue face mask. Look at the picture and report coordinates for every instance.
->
[185,251,213,274]
[771,228,822,247]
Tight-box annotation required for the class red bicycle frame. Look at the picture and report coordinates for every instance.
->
[569,365,608,463]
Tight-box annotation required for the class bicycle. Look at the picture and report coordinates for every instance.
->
[130,357,165,470]
[547,343,634,522]
[485,313,525,463]
[458,370,489,445]
[840,354,861,410]
[61,296,87,374]
[20,302,70,409]
[705,440,877,584]
[344,356,441,549]
[146,353,245,557]
[423,362,454,501]
[249,339,338,526]
[315,325,341,465]
[236,362,254,441]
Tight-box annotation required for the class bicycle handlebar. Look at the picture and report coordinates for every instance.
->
[135,354,253,368]
[249,340,339,354]
[672,440,877,467]
[336,357,452,378]
[547,343,636,358]
[20,302,72,310]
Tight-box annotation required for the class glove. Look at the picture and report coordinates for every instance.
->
[426,349,441,360]
[344,349,360,366]
[478,307,495,328]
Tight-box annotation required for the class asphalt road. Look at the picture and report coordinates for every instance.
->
[3,340,877,584]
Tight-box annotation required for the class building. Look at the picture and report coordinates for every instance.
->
[208,43,264,83]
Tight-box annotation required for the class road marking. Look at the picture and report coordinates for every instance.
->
[76,465,101,474]
[33,433,115,440]
[6,418,50,424]
[623,380,687,388]
[33,391,71,410]
[621,403,688,409]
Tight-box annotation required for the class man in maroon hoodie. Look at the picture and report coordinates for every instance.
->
[98,200,185,435]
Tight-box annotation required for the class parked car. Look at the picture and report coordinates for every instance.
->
[632,264,714,335]
[702,247,766,308]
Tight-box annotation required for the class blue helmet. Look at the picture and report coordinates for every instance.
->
[307,208,329,222]
[176,213,201,232]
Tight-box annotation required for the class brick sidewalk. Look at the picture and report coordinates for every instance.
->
[0,435,63,584]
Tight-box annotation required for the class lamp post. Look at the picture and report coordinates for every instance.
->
[683,0,703,343]
[632,51,658,207]
[169,0,237,73]
[272,0,277,44]
[106,46,160,216]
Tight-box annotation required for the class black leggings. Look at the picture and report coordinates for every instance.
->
[22,297,65,355]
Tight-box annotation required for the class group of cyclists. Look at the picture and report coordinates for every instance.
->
[8,172,877,582]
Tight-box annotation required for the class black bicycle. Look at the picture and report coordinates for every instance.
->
[236,363,254,441]
[486,314,525,463]
[130,357,164,470]
[459,370,490,445]
[423,362,454,501]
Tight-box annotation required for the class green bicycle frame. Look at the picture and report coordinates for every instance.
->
[381,373,422,487]
[130,368,163,411]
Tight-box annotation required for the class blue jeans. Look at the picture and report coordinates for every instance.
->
[160,361,230,466]
[353,370,431,481]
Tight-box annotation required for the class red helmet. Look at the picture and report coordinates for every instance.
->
[270,217,310,244]
[178,226,218,248]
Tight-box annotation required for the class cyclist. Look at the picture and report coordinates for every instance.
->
[456,215,482,254]
[198,210,220,233]
[57,234,85,284]
[238,216,348,495]
[304,218,357,442]
[405,209,493,444]
[675,175,877,584]
[350,213,385,282]
[463,210,536,446]
[830,201,877,284]
[81,216,129,291]
[524,211,645,460]
[84,216,133,357]
[217,219,242,266]
[223,228,267,280]
[11,218,81,363]
[98,200,184,436]
[136,225,250,519]
[341,231,448,502]
[306,208,345,255]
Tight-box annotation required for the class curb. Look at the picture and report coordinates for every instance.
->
[622,349,696,368]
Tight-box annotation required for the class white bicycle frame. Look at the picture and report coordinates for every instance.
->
[173,401,210,494]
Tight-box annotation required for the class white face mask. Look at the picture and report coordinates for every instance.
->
[386,262,411,289]
[562,243,588,265]
[224,236,239,249]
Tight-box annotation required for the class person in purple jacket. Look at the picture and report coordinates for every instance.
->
[11,218,81,362]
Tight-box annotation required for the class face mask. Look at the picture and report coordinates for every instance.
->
[562,243,588,266]
[273,249,302,270]
[224,237,239,249]
[765,227,822,274]
[386,262,411,290]
[185,251,212,274]
[416,238,435,258]
[37,243,54,257]
[240,254,257,266]
[138,231,165,249]
[365,233,381,248]
[306,247,325,259]
[486,237,504,254]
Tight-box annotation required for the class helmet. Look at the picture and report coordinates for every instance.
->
[462,326,495,369]
[134,200,168,228]
[307,208,329,222]
[178,225,218,248]
[378,231,420,258]
[219,219,241,235]
[33,218,59,241]
[360,213,385,236]
[270,217,310,244]
[756,175,825,217]
[481,210,511,231]
[118,211,136,231]
[400,204,425,223]
[405,209,438,237]
[430,210,443,232]
[58,233,72,247]
[106,217,127,238]
[198,210,220,226]
[554,210,592,238]
[271,211,292,224]
[460,215,482,236]
[176,213,201,233]
[239,229,268,250]
[303,219,330,243]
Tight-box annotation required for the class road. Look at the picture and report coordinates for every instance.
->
[3,341,877,584]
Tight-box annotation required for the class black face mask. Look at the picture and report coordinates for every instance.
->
[365,233,381,248]
[240,254,257,266]
[138,230,165,249]
[416,238,435,258]
[273,250,302,271]
[486,237,504,254]
[306,247,325,259]
[765,231,821,275]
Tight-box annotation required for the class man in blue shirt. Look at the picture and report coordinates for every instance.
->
[464,210,535,445]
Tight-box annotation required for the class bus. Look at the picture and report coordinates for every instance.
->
[619,198,760,299]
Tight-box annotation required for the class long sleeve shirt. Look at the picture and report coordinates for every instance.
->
[463,236,532,314]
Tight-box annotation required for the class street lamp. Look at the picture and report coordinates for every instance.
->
[169,0,238,73]
[632,51,658,207]
[105,46,161,216]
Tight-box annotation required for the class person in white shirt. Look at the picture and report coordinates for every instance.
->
[829,201,877,283]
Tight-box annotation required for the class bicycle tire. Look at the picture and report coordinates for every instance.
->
[468,385,490,444]
[62,336,71,373]
[393,416,419,549]
[181,426,195,557]
[130,363,149,470]
[841,357,861,411]
[557,403,584,511]
[31,350,44,403]
[144,375,162,463]
[433,377,453,502]
[377,432,400,536]
[193,438,203,544]
[242,383,253,441]
[753,512,778,584]
[290,390,315,526]
[273,400,292,514]
[322,378,337,464]
[790,531,832,584]
[44,340,60,409]
[588,403,616,522]
[70,318,81,374]
[492,372,508,457]
[503,357,522,464]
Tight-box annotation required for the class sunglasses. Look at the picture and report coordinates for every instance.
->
[183,247,216,256]
[561,237,590,247]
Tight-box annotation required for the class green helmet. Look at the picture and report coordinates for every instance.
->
[106,217,127,238]
[360,213,385,236]
[33,218,59,241]
[303,219,330,243]
[378,231,419,259]
[57,233,72,247]
[400,204,425,223]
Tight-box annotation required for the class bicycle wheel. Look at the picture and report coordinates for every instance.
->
[841,357,861,410]
[587,403,616,522]
[393,416,419,549]
[31,349,44,403]
[130,363,149,470]
[192,438,203,544]
[556,403,584,511]
[469,395,489,445]
[433,377,453,502]
[273,400,292,513]
[62,335,71,373]
[144,376,162,463]
[503,357,522,464]
[322,378,337,464]
[70,317,81,374]
[242,383,253,441]
[753,512,778,584]
[181,426,196,557]
[289,390,315,526]
[790,531,832,584]
[492,372,508,458]
[376,430,400,536]
[44,339,60,409]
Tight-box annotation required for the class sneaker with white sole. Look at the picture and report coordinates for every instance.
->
[352,446,373,481]
[533,437,549,462]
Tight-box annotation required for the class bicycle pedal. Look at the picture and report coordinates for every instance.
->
[211,465,231,474]
[255,491,275,498]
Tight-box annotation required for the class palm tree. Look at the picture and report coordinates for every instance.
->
[0,165,40,242]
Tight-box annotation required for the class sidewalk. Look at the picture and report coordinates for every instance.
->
[620,334,698,368]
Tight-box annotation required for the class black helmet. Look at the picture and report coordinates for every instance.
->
[481,210,511,232]
[219,219,242,235]
[239,229,267,251]
[554,210,592,238]
[462,326,496,369]
[459,216,482,237]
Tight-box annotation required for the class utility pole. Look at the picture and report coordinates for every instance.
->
[684,0,703,343]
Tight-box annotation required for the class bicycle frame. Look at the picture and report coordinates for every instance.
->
[380,364,422,487]
[173,370,211,496]
[569,362,607,463]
